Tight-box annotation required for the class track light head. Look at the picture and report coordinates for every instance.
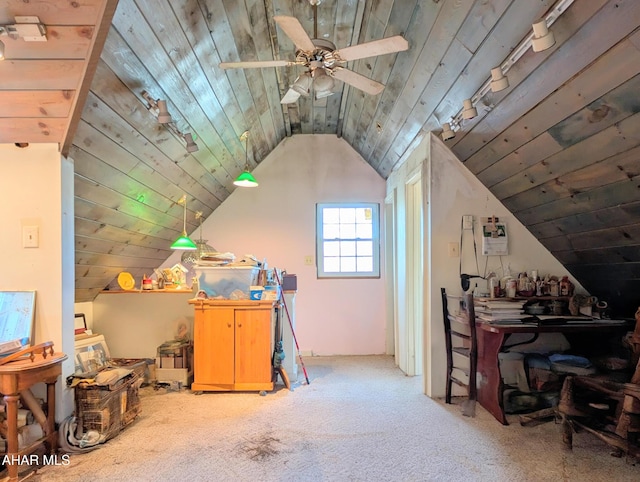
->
[531,19,555,52]
[490,67,509,93]
[157,100,172,124]
[184,133,198,153]
[441,123,455,141]
[461,99,477,120]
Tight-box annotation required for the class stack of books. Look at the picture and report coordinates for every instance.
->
[474,299,531,324]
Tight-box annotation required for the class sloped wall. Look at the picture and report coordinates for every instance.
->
[387,133,586,397]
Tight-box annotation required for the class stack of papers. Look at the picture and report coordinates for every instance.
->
[475,299,529,324]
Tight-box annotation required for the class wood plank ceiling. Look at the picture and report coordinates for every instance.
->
[1,0,639,315]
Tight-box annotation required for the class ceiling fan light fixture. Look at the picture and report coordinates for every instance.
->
[461,99,477,119]
[531,19,555,52]
[0,40,4,60]
[157,100,172,124]
[441,123,455,141]
[490,67,509,93]
[313,68,335,92]
[184,133,198,153]
[315,89,335,100]
[292,73,312,96]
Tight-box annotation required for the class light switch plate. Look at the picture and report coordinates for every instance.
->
[462,215,473,230]
[23,226,39,248]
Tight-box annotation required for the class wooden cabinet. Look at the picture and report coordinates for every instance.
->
[190,300,274,392]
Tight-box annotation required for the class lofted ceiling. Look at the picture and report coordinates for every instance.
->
[1,0,639,315]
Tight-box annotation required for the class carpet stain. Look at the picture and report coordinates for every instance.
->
[239,434,282,461]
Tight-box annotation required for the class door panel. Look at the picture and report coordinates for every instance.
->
[234,309,271,384]
[194,308,234,384]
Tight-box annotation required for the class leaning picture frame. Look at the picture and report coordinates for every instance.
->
[0,290,36,355]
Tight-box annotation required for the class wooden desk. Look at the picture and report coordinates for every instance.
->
[0,347,67,482]
[476,320,630,425]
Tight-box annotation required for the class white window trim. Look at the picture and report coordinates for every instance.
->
[316,202,380,279]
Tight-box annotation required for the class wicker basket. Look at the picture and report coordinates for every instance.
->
[74,373,141,441]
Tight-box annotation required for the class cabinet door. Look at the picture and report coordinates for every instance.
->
[234,309,272,384]
[194,308,235,384]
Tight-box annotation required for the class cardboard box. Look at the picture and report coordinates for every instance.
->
[155,368,191,386]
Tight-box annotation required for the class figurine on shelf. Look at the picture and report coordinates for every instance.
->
[536,279,544,297]
[560,276,574,297]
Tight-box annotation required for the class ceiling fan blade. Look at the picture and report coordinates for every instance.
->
[335,35,409,62]
[280,88,301,104]
[274,16,316,52]
[219,60,298,69]
[331,69,384,95]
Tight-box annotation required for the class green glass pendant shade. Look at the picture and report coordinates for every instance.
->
[233,170,259,187]
[171,231,197,250]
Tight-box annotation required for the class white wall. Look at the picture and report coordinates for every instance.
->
[161,134,388,356]
[0,143,75,420]
[92,292,194,358]
[74,301,94,330]
[387,133,587,398]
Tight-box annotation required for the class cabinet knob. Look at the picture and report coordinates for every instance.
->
[227,323,232,328]
[237,324,242,328]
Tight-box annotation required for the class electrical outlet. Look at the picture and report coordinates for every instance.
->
[304,255,313,266]
[462,215,473,230]
[448,242,459,258]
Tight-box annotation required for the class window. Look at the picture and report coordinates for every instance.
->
[316,203,380,278]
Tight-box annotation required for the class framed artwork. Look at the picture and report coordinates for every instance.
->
[0,290,36,355]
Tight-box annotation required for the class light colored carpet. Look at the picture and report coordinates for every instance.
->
[31,355,638,481]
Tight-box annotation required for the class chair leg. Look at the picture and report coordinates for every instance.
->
[562,415,573,449]
[445,370,452,404]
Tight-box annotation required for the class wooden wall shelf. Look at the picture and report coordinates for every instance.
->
[100,289,195,294]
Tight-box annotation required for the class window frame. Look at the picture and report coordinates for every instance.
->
[316,202,380,279]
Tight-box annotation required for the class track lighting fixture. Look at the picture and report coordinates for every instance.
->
[490,67,509,93]
[441,123,455,141]
[461,99,477,120]
[142,91,198,153]
[156,100,172,124]
[438,0,573,140]
[234,131,259,188]
[531,19,555,52]
[0,16,48,61]
[184,133,198,153]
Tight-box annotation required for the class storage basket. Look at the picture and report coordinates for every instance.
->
[74,373,141,441]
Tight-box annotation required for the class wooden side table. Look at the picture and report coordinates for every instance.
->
[0,342,67,482]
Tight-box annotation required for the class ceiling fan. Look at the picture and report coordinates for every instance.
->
[219,3,408,104]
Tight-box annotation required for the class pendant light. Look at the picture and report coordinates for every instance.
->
[234,131,259,188]
[181,211,216,267]
[171,194,197,250]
